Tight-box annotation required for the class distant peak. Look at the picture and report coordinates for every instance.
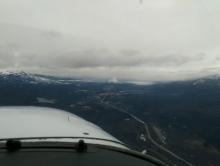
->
[0,70,84,85]
[0,70,28,75]
[108,77,119,83]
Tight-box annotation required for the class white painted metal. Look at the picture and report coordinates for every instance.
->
[0,106,127,149]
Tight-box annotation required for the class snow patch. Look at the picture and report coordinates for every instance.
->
[37,97,56,104]
[139,133,146,142]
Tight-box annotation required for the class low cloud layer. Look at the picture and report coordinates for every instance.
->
[0,0,220,83]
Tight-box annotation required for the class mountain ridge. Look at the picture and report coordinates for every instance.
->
[0,71,219,166]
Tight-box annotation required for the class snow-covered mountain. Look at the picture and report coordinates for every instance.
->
[0,71,85,84]
[191,75,220,86]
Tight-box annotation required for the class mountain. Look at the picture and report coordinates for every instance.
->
[0,72,219,166]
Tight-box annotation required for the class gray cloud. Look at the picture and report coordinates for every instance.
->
[0,47,206,70]
[0,0,220,82]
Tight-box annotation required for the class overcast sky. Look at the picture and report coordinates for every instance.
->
[0,0,220,83]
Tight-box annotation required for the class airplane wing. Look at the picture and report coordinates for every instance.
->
[0,106,168,166]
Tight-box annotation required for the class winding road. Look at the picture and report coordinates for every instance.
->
[99,99,194,166]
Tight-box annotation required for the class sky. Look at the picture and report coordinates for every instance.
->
[0,0,220,83]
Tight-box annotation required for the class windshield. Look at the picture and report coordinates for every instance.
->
[0,0,219,166]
